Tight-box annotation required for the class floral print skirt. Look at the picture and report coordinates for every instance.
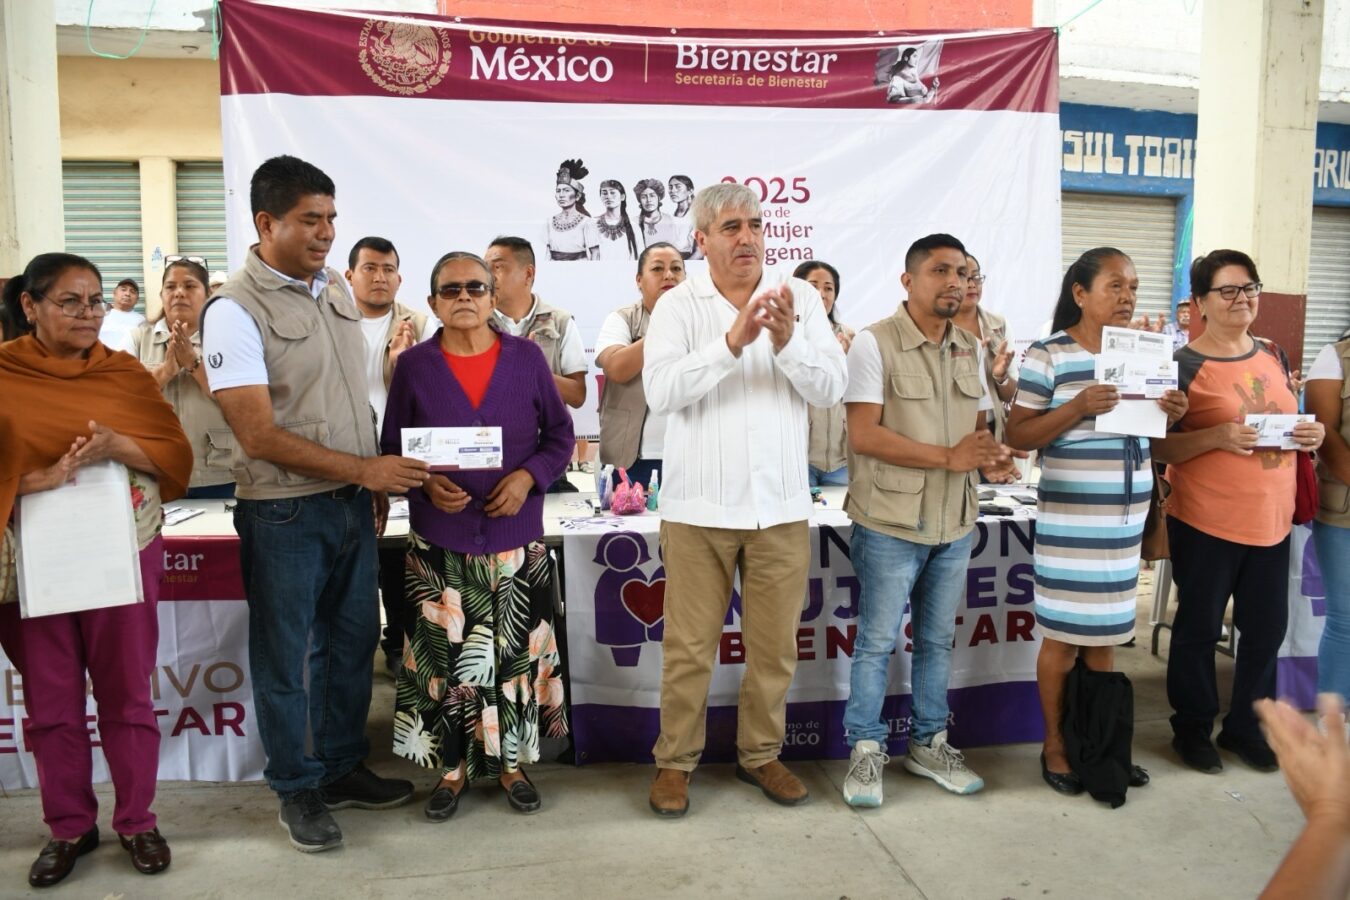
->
[392,532,568,780]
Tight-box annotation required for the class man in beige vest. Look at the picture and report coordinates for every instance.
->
[839,233,1013,809]
[344,235,431,679]
[644,183,847,817]
[484,236,590,490]
[201,156,429,853]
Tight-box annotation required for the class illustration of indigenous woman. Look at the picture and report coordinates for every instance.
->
[546,159,600,261]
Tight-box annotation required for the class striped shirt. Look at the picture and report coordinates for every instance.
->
[642,272,848,529]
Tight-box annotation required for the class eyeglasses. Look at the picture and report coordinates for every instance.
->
[435,282,491,300]
[33,292,110,318]
[164,255,208,268]
[1208,282,1261,301]
[968,274,987,285]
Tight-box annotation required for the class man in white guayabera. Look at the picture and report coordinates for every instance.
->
[642,182,847,817]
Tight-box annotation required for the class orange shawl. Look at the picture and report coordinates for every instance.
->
[0,336,194,528]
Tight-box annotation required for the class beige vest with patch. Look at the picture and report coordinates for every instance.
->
[844,310,983,545]
[203,250,378,500]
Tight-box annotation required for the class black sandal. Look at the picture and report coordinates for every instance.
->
[501,771,541,814]
[1040,754,1084,796]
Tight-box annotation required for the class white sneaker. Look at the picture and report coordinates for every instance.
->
[842,739,889,808]
[903,730,985,795]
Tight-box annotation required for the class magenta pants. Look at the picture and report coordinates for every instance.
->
[0,536,163,839]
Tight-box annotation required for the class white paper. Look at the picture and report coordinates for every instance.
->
[1246,414,1314,450]
[163,506,206,527]
[1095,326,1174,438]
[387,497,410,519]
[16,461,143,618]
[401,427,504,470]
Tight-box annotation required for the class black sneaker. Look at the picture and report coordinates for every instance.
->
[321,763,414,810]
[1172,731,1223,774]
[278,790,343,853]
[1216,731,1279,772]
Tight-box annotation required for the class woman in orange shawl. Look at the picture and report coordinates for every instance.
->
[0,253,192,889]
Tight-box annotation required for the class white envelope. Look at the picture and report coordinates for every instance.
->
[1245,414,1313,450]
[401,426,504,470]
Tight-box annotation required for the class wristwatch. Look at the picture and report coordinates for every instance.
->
[183,354,202,375]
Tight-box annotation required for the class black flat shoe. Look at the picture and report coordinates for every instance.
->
[1040,754,1083,796]
[1129,765,1150,787]
[501,772,542,814]
[425,779,465,822]
[29,826,99,888]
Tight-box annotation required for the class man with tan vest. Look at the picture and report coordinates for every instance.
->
[643,183,847,817]
[839,233,1013,809]
[344,235,433,679]
[484,235,590,489]
[201,155,430,853]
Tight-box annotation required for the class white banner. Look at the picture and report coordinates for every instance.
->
[219,8,1063,438]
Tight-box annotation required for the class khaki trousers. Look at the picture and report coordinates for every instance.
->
[652,519,810,770]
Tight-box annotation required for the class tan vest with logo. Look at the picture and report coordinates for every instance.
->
[493,295,574,375]
[379,302,429,389]
[808,320,854,473]
[598,301,651,468]
[844,309,983,545]
[203,249,378,500]
[1317,337,1350,528]
[131,321,236,487]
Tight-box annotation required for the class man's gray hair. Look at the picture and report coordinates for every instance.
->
[691,182,761,234]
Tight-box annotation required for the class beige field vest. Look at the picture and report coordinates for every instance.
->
[1316,337,1350,528]
[598,301,651,469]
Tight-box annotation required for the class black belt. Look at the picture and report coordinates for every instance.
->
[320,484,365,501]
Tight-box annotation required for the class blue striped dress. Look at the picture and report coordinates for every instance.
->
[1015,332,1151,646]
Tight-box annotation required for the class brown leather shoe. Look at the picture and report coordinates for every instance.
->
[29,826,99,887]
[119,827,171,875]
[736,760,809,806]
[649,767,691,818]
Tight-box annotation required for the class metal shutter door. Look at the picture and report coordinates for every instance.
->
[175,161,228,276]
[1306,206,1350,371]
[62,161,143,302]
[1061,192,1177,322]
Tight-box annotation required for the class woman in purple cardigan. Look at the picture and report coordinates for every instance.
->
[380,251,574,821]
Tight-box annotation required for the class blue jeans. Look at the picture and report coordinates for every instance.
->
[808,464,849,487]
[1314,521,1350,702]
[843,523,974,747]
[234,489,380,796]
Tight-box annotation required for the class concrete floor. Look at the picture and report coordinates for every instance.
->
[0,569,1303,899]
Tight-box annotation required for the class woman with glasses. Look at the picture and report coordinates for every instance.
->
[130,257,237,499]
[792,260,853,487]
[381,252,573,821]
[1154,249,1325,775]
[954,254,1017,445]
[0,253,192,886]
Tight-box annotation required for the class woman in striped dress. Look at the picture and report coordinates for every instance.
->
[1006,248,1188,795]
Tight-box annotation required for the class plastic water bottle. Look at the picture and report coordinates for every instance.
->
[646,469,660,511]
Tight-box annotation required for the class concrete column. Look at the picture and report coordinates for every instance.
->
[1191,0,1325,362]
[139,157,178,321]
[0,0,65,275]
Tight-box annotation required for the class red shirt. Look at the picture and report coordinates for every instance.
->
[441,339,501,409]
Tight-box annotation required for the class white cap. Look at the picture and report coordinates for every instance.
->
[209,271,228,287]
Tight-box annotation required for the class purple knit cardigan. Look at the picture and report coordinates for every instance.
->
[380,330,574,554]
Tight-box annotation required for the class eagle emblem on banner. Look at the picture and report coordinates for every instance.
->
[358,19,452,95]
